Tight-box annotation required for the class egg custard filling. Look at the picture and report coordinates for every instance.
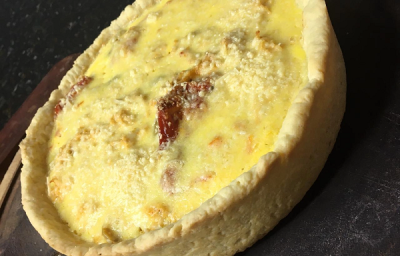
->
[47,0,307,243]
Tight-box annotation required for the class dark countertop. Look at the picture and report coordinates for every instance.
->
[1,0,399,255]
[0,0,133,128]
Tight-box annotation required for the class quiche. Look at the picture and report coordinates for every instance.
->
[20,0,346,255]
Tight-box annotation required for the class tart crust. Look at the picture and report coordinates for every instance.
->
[20,0,346,255]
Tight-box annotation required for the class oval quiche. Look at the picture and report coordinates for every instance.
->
[20,0,346,255]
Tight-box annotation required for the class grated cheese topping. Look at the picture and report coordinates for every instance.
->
[48,0,307,243]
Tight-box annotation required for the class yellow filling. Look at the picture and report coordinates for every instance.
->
[48,0,307,243]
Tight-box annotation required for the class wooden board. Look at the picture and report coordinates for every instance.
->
[0,55,78,256]
[0,173,64,256]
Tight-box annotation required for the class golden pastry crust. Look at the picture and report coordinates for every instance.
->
[20,0,346,255]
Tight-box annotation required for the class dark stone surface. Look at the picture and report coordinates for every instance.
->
[0,0,133,129]
[0,0,399,255]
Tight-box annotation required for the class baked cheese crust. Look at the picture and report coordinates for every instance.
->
[48,0,306,243]
[20,0,346,255]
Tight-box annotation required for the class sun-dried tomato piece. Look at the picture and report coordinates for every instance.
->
[76,76,92,87]
[184,80,213,110]
[186,80,212,93]
[67,76,93,101]
[157,79,213,149]
[54,76,92,118]
[158,105,182,149]
[54,102,64,117]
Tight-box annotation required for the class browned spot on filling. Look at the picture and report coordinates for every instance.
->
[144,203,173,230]
[110,109,135,125]
[175,54,215,83]
[110,135,136,150]
[208,136,223,147]
[147,204,169,218]
[191,171,216,185]
[253,30,282,52]
[54,128,61,137]
[48,177,71,202]
[122,27,141,52]
[160,167,177,194]
[48,178,61,201]
[246,135,255,153]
